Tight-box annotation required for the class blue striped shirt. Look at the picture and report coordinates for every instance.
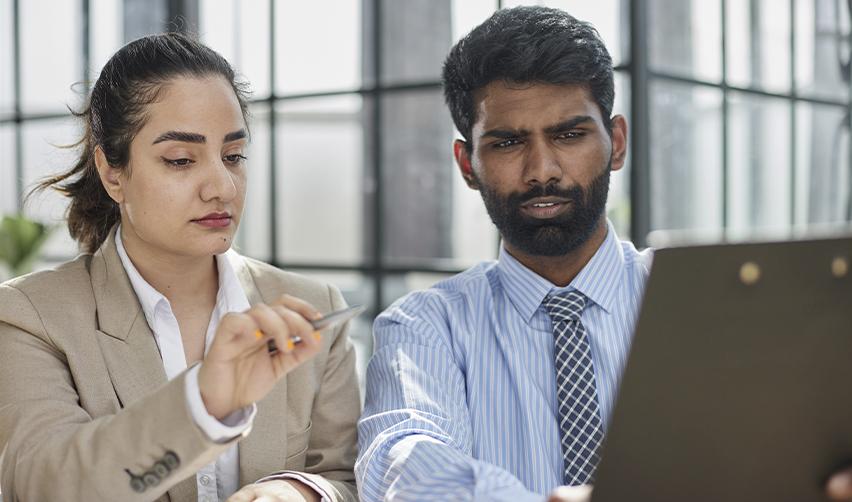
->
[356,222,653,501]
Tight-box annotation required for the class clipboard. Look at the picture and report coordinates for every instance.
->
[592,235,852,502]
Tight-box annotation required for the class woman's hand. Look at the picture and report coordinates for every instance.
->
[197,294,323,420]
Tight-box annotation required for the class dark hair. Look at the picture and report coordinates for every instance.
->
[34,32,251,253]
[442,6,614,147]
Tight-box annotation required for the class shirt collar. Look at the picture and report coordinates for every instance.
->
[496,220,625,323]
[114,225,250,327]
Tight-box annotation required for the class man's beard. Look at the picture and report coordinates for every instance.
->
[476,163,611,257]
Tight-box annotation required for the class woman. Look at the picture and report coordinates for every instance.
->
[0,33,359,502]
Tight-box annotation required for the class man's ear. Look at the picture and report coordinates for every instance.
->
[609,114,628,172]
[94,146,124,203]
[453,139,478,190]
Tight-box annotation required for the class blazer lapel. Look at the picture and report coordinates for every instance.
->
[91,231,198,501]
[231,255,290,484]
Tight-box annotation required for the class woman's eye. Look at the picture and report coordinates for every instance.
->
[162,157,194,168]
[224,154,247,164]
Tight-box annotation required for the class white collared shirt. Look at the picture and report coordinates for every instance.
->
[115,228,254,502]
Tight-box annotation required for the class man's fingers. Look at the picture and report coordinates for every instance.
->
[548,485,593,502]
[827,468,852,500]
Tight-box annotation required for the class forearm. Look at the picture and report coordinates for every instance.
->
[2,373,236,501]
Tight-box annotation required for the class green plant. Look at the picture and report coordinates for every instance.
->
[0,214,52,278]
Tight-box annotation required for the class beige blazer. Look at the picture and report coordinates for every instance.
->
[0,231,360,502]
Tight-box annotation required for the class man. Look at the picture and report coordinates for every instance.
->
[355,6,852,501]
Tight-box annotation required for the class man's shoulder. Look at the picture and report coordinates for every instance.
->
[376,260,497,333]
[619,239,654,279]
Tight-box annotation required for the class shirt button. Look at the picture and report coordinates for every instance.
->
[200,475,212,486]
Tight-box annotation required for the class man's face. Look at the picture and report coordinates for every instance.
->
[455,81,627,257]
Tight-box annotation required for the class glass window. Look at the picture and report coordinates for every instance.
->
[274,0,360,94]
[0,0,13,116]
[201,0,272,99]
[90,0,122,77]
[379,0,453,84]
[234,103,272,261]
[649,0,722,82]
[727,92,792,235]
[0,125,15,214]
[20,0,82,114]
[451,0,498,40]
[794,0,850,101]
[502,0,626,66]
[381,88,498,267]
[274,95,366,266]
[726,0,792,93]
[795,102,850,225]
[21,118,81,258]
[650,81,724,234]
[608,72,631,239]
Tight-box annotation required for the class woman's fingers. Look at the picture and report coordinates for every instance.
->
[273,294,322,322]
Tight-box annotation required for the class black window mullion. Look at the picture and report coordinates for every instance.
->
[371,0,384,313]
[721,0,729,233]
[268,0,278,263]
[629,0,651,246]
[13,0,23,212]
[789,0,797,227]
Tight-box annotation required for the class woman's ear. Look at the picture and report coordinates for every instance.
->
[94,146,124,203]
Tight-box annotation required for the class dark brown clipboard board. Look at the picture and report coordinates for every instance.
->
[592,235,852,502]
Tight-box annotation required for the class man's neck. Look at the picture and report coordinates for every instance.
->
[120,227,219,306]
[503,219,608,287]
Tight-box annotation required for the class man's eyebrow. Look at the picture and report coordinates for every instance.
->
[480,128,530,140]
[543,115,594,134]
[152,131,205,145]
[224,129,248,143]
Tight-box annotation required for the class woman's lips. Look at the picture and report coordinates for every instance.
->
[192,215,232,228]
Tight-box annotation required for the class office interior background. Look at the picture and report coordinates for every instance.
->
[2,0,851,382]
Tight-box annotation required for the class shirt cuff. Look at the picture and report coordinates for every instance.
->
[185,364,257,442]
[256,472,333,502]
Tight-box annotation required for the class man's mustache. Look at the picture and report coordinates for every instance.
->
[509,184,584,206]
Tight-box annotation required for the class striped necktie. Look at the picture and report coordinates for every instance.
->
[543,291,604,485]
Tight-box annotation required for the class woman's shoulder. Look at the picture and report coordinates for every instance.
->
[1,254,94,302]
[233,254,342,311]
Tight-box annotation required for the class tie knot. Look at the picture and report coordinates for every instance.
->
[543,291,587,323]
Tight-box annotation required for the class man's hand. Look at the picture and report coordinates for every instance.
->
[548,484,592,502]
[226,479,320,502]
[828,467,852,501]
[199,294,323,420]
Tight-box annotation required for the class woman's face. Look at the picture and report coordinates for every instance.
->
[116,75,248,259]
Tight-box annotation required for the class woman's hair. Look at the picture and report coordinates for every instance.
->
[34,32,251,253]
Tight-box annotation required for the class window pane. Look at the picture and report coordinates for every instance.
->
[451,0,498,41]
[794,0,849,101]
[726,0,791,93]
[649,0,722,82]
[609,72,631,239]
[0,0,13,116]
[201,0,271,98]
[382,272,457,307]
[379,0,452,84]
[795,102,849,225]
[502,0,626,66]
[21,118,81,259]
[381,88,497,267]
[20,0,82,114]
[650,81,723,234]
[274,0,360,94]
[727,92,792,234]
[1,125,15,214]
[90,0,122,76]
[274,95,365,265]
[234,103,272,261]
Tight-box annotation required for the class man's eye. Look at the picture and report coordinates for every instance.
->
[494,139,521,149]
[557,131,584,140]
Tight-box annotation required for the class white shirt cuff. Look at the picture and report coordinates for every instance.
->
[185,364,257,442]
[256,472,333,502]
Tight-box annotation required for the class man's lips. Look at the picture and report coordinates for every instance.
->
[192,213,232,228]
[520,197,571,219]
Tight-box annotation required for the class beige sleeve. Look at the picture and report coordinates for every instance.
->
[0,284,239,501]
[293,284,361,502]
